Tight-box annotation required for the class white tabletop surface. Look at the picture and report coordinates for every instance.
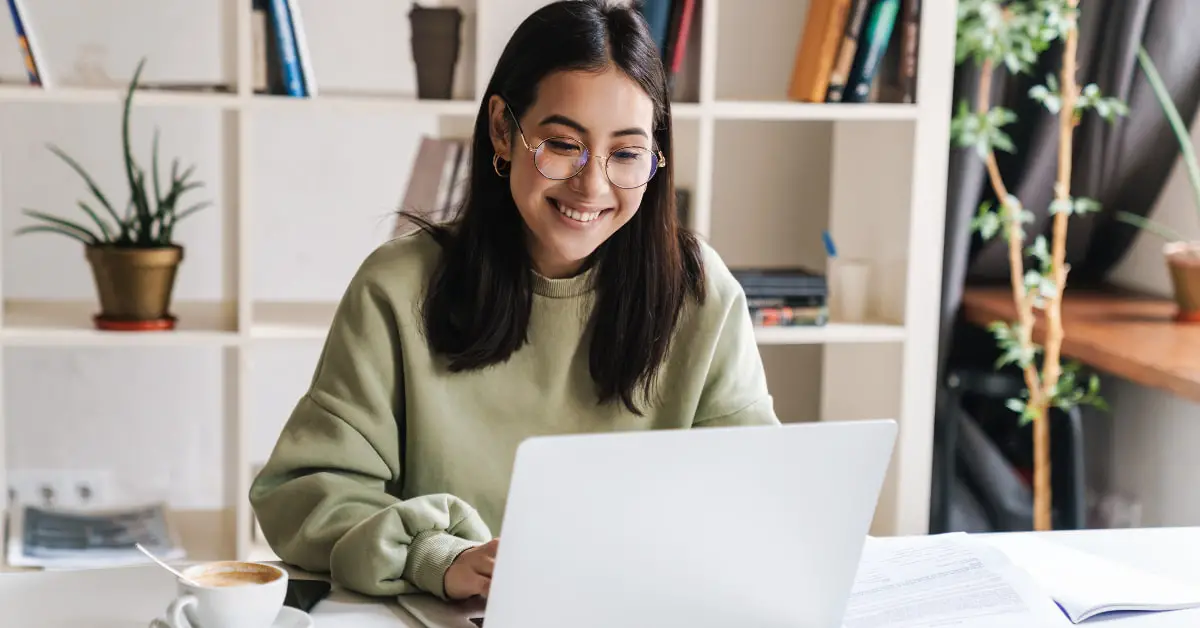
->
[2,526,1198,627]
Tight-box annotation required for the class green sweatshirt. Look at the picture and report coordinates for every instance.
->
[249,229,779,600]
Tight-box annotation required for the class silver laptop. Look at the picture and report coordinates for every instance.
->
[476,419,898,628]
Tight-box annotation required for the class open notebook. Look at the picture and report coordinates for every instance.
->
[984,534,1200,623]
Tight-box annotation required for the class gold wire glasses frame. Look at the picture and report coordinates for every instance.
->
[504,104,667,190]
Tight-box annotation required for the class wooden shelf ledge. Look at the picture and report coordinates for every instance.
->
[961,286,1200,404]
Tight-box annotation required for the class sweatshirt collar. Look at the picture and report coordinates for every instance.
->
[530,266,596,298]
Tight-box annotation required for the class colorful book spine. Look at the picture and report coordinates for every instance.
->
[843,0,901,103]
[285,0,317,97]
[6,0,47,87]
[638,0,673,57]
[898,0,921,103]
[787,0,852,103]
[824,0,872,102]
[268,0,306,96]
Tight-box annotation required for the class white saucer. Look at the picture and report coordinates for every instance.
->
[150,607,313,628]
[275,606,315,628]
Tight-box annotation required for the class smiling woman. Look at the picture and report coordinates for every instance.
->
[248,0,781,605]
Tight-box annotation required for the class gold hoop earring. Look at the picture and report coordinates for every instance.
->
[492,153,511,178]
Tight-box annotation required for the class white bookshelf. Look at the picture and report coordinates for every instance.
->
[0,0,956,562]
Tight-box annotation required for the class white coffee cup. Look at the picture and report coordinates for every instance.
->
[149,561,288,628]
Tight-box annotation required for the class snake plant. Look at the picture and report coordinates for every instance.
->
[15,58,210,247]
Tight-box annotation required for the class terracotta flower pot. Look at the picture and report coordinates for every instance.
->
[409,4,462,100]
[1164,241,1200,322]
[85,244,183,330]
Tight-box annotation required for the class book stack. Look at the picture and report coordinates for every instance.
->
[787,0,920,104]
[731,268,829,327]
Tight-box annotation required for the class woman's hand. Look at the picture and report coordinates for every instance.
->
[445,538,499,600]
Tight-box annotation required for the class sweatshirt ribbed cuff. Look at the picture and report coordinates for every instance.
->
[403,530,481,599]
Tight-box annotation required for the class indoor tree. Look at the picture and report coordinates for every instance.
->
[950,0,1120,530]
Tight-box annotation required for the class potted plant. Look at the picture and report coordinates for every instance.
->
[1115,46,1200,322]
[14,58,209,331]
[951,0,1117,530]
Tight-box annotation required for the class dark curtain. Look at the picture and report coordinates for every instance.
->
[938,0,1200,380]
[932,0,1200,532]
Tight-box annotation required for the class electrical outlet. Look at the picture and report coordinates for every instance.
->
[8,468,114,509]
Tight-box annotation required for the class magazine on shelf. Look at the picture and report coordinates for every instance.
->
[5,501,185,569]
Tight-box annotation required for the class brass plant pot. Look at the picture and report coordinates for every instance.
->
[1164,241,1200,323]
[85,245,183,329]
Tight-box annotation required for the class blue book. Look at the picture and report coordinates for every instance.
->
[638,0,673,58]
[268,0,306,96]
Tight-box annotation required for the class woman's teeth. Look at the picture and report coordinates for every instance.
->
[554,201,605,223]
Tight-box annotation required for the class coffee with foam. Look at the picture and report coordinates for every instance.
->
[191,565,279,588]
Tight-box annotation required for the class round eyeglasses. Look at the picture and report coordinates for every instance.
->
[505,104,666,189]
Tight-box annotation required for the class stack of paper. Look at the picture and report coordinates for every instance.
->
[841,532,1072,627]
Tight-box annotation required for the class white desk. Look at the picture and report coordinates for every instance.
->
[2,527,1197,627]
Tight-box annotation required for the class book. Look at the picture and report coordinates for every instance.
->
[842,0,901,103]
[824,0,873,102]
[267,0,306,96]
[662,0,696,92]
[394,136,468,236]
[5,0,51,87]
[984,533,1200,623]
[897,0,920,102]
[787,0,853,103]
[5,501,184,569]
[285,0,317,96]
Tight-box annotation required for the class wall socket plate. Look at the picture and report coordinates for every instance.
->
[7,468,114,509]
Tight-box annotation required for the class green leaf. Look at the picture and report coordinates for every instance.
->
[971,201,1003,240]
[76,201,114,242]
[1027,233,1050,262]
[1073,197,1102,214]
[1138,46,1200,223]
[173,201,211,223]
[988,320,1040,369]
[151,128,163,207]
[20,209,100,244]
[1028,77,1063,114]
[13,224,95,245]
[45,144,121,225]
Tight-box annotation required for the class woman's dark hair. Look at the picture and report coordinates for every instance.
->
[406,0,706,415]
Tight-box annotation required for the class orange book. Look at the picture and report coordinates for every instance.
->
[787,0,854,102]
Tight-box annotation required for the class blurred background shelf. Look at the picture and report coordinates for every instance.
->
[0,0,956,565]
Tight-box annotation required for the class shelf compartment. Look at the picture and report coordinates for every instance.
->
[0,300,237,346]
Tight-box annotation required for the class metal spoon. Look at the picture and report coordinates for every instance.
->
[135,543,200,587]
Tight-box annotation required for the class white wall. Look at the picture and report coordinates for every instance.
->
[1086,107,1200,527]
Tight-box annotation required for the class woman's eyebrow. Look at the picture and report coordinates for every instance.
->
[538,114,649,139]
